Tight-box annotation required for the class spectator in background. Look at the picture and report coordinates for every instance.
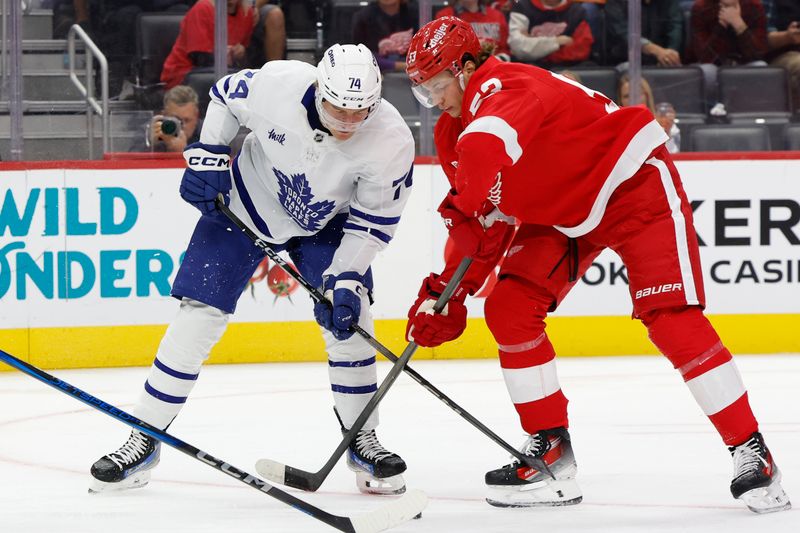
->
[508,0,594,67]
[606,0,684,67]
[353,0,419,72]
[147,85,202,152]
[688,0,768,100]
[249,1,286,66]
[765,0,800,112]
[688,0,768,65]
[161,0,286,90]
[436,0,511,60]
[491,0,514,18]
[575,0,606,62]
[617,72,657,112]
[655,101,682,152]
[618,74,680,153]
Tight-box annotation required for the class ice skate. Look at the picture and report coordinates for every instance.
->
[344,428,407,495]
[729,432,791,514]
[485,427,582,507]
[89,430,161,493]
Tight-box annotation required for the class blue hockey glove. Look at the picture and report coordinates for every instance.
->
[180,142,232,215]
[313,272,365,341]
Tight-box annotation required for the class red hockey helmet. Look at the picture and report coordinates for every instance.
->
[406,17,481,106]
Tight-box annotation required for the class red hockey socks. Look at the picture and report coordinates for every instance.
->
[641,306,758,445]
[486,277,569,433]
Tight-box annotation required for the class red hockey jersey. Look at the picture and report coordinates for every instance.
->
[441,56,669,237]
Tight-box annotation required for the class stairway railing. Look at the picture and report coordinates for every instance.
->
[67,23,108,158]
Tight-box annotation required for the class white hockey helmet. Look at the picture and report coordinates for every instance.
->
[316,43,382,132]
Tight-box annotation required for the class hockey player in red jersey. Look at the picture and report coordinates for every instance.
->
[404,16,791,513]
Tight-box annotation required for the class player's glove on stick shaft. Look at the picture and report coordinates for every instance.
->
[438,192,511,263]
[181,143,232,215]
[406,273,468,347]
[313,272,365,341]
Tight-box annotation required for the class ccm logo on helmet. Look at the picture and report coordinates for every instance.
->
[634,283,683,299]
[188,156,229,168]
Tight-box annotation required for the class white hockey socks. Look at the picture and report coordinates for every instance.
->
[323,293,379,431]
[134,298,229,429]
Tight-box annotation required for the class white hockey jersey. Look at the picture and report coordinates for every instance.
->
[199,60,415,278]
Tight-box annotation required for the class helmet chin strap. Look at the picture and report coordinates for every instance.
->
[314,90,375,134]
[314,92,356,133]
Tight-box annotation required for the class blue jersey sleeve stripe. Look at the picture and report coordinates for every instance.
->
[211,83,225,104]
[349,207,401,226]
[343,222,392,243]
[223,75,232,94]
[232,157,273,238]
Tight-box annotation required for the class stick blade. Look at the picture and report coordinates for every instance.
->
[256,459,321,491]
[255,458,286,485]
[349,489,428,533]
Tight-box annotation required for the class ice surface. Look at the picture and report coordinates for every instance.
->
[1,355,797,532]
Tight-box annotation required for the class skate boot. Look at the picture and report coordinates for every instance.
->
[345,428,407,495]
[89,430,161,493]
[729,432,791,514]
[485,427,582,507]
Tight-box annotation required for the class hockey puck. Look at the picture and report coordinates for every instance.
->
[413,513,422,520]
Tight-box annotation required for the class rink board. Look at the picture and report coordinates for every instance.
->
[1,155,799,369]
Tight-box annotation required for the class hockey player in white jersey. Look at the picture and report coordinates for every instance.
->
[89,44,416,496]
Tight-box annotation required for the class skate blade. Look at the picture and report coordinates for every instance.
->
[355,471,407,496]
[88,470,152,494]
[740,478,792,514]
[486,478,583,508]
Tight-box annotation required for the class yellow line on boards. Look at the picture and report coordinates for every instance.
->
[1,314,798,371]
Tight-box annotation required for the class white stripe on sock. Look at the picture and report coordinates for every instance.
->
[501,359,561,404]
[685,360,746,415]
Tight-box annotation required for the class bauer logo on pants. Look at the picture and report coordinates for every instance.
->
[634,283,683,300]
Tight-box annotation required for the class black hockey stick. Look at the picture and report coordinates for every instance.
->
[0,349,426,533]
[216,196,550,488]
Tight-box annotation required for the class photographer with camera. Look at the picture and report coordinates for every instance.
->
[148,85,202,153]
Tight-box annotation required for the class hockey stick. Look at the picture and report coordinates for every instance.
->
[0,349,426,533]
[216,196,550,488]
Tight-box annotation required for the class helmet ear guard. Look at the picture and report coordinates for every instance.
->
[316,43,382,132]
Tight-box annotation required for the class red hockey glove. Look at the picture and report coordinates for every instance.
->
[405,273,468,347]
[438,193,514,263]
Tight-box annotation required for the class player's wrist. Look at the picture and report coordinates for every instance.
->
[183,143,231,170]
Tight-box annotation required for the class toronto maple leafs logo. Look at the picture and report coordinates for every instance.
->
[274,167,335,232]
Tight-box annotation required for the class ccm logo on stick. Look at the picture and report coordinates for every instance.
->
[188,156,229,168]
[635,283,682,299]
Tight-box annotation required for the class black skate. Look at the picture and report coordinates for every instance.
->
[346,428,407,495]
[336,409,406,495]
[89,430,161,493]
[729,432,791,513]
[485,427,582,507]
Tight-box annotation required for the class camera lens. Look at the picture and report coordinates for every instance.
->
[161,117,179,136]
